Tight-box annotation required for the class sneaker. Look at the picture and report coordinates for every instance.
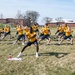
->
[17,52,22,58]
[22,42,25,45]
[57,42,61,45]
[36,52,38,58]
[12,41,16,45]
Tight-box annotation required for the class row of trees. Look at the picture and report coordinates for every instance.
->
[43,17,63,23]
[16,10,64,26]
[16,10,40,26]
[0,10,64,26]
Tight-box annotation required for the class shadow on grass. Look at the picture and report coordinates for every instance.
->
[55,43,74,46]
[22,52,69,58]
[39,52,69,58]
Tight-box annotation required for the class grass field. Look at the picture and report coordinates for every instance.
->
[0,26,75,75]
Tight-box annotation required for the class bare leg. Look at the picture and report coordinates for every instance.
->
[34,43,39,58]
[70,38,73,45]
[21,44,28,52]
[17,44,28,58]
[47,38,51,45]
[59,38,64,45]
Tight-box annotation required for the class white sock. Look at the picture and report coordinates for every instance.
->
[17,52,22,58]
[36,52,38,58]
[22,42,24,45]
[13,41,16,45]
[71,42,73,44]
[59,42,61,44]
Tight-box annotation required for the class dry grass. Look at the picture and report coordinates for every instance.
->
[0,27,75,75]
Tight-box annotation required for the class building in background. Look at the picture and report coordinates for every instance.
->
[48,19,75,27]
[0,18,75,27]
[0,18,23,26]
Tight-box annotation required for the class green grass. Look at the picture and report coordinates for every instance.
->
[0,27,75,75]
[0,23,15,28]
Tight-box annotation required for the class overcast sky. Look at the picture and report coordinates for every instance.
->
[0,0,75,24]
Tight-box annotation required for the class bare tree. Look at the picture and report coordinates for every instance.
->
[0,13,3,19]
[23,16,31,27]
[23,10,40,26]
[16,10,23,25]
[43,17,53,23]
[55,17,63,22]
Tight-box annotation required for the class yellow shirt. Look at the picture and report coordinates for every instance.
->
[43,27,50,35]
[23,27,29,34]
[40,27,45,34]
[57,26,60,30]
[4,27,10,33]
[65,29,73,36]
[17,28,23,35]
[16,26,20,31]
[62,26,65,31]
[26,32,36,42]
[0,28,3,32]
[64,26,68,32]
[58,26,63,33]
[32,25,38,31]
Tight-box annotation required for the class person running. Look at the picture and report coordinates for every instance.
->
[17,27,39,58]
[58,26,73,45]
[38,24,51,45]
[2,25,11,40]
[23,25,29,34]
[55,24,61,38]
[38,26,44,39]
[13,25,25,45]
[61,24,69,37]
[32,23,39,35]
[55,24,64,41]
[14,25,20,37]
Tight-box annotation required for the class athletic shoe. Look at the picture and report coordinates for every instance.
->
[17,52,22,58]
[12,41,16,45]
[36,52,38,58]
[22,42,25,45]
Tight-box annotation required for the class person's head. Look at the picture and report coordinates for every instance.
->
[24,25,29,30]
[61,24,65,26]
[65,23,67,27]
[45,23,49,26]
[18,25,21,28]
[29,27,33,33]
[33,23,37,26]
[68,26,71,30]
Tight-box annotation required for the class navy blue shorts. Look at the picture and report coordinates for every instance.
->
[39,33,44,37]
[63,35,72,40]
[17,34,25,40]
[41,34,50,40]
[4,31,10,37]
[26,40,38,46]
